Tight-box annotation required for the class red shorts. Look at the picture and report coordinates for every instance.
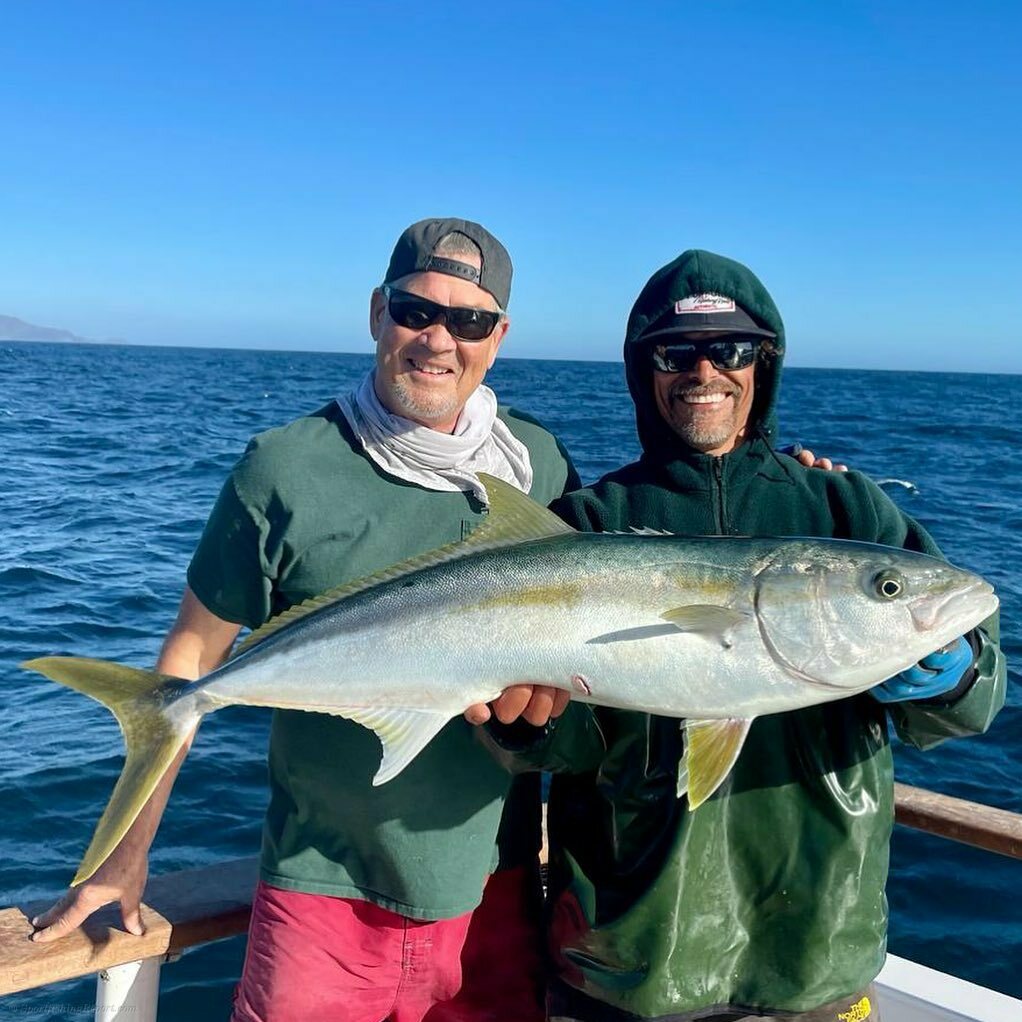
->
[231,865,545,1022]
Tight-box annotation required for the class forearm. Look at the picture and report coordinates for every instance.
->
[133,596,237,848]
[114,736,194,856]
[83,598,233,869]
[33,585,242,941]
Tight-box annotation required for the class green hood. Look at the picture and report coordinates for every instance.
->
[623,248,786,459]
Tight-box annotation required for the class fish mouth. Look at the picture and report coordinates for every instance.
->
[909,580,998,635]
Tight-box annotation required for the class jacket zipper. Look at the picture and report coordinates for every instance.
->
[713,459,727,534]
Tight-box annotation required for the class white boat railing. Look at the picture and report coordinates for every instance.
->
[0,783,1019,1021]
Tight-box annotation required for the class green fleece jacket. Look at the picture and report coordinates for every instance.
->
[532,250,1006,1021]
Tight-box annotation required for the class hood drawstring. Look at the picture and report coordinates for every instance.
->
[755,423,799,485]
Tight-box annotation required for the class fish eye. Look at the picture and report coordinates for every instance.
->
[873,570,904,600]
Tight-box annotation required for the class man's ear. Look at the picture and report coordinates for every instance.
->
[486,316,510,369]
[369,288,386,341]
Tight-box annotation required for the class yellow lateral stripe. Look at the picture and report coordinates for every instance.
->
[470,581,585,611]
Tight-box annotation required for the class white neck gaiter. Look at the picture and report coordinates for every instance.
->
[336,370,533,504]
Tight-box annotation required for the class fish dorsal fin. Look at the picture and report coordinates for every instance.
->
[474,472,576,545]
[230,472,574,658]
[231,589,358,657]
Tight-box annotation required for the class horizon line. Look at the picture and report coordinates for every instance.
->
[2,337,1018,378]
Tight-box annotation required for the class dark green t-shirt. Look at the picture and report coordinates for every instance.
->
[187,401,578,919]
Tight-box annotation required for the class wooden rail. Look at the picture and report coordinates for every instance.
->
[0,857,257,996]
[893,783,1022,859]
[1,784,1019,998]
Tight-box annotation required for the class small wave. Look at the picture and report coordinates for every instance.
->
[876,478,919,494]
[0,565,83,590]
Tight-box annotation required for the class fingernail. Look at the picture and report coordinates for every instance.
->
[30,916,38,927]
[129,924,145,936]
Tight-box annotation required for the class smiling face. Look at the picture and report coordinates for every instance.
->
[652,332,757,455]
[369,265,508,433]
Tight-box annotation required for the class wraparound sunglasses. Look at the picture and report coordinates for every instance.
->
[652,337,761,373]
[382,285,503,342]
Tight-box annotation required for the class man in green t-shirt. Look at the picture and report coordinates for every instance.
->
[30,218,579,1022]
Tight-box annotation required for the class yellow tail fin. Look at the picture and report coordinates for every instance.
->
[20,656,201,886]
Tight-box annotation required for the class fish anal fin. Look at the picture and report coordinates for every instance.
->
[683,716,754,810]
[661,606,749,647]
[323,706,453,785]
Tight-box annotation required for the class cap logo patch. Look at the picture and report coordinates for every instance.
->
[675,293,736,315]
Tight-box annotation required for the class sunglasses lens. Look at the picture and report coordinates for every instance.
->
[654,345,697,373]
[708,341,742,370]
[388,293,440,331]
[446,308,499,341]
[716,340,757,369]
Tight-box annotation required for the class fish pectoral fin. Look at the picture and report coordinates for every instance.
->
[661,606,749,648]
[682,716,754,810]
[329,706,453,785]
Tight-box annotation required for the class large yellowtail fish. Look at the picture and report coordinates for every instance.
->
[23,475,997,886]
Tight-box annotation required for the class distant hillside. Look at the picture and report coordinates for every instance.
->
[0,314,91,343]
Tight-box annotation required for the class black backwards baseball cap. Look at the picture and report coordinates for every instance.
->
[384,218,513,310]
[638,292,777,343]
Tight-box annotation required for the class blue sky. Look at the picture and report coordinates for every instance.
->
[1,1,1019,371]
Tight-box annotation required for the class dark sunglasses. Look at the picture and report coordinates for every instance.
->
[381,285,503,342]
[652,337,761,374]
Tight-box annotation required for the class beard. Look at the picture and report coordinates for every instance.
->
[666,382,744,451]
[672,416,739,450]
[387,374,462,425]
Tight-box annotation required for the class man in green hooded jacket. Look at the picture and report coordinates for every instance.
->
[528,249,1006,1022]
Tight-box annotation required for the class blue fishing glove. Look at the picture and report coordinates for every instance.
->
[871,636,974,703]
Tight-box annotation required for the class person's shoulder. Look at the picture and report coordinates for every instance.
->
[780,456,920,544]
[235,402,349,487]
[575,460,648,499]
[246,401,343,455]
[793,459,896,509]
[498,405,580,499]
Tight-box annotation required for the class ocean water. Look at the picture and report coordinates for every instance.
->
[1,341,1019,1018]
